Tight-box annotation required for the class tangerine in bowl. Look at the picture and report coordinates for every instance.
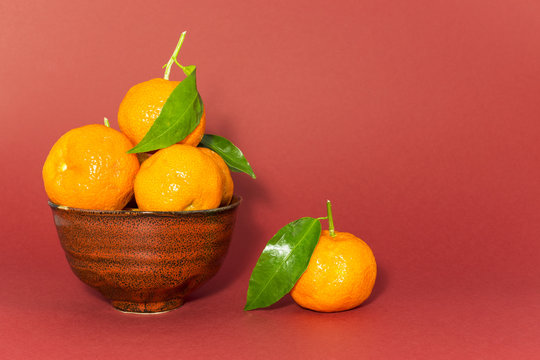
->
[49,196,241,313]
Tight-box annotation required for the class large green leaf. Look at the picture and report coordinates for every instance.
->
[127,69,203,154]
[200,134,256,178]
[244,217,321,311]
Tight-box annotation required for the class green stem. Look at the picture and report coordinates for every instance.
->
[163,31,187,80]
[327,200,336,237]
[103,117,110,127]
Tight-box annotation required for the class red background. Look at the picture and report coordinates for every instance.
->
[1,0,539,358]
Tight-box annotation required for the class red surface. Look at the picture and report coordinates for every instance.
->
[1,0,539,358]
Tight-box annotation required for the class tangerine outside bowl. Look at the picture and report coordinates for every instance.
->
[48,196,241,313]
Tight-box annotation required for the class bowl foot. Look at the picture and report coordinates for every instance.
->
[111,298,184,313]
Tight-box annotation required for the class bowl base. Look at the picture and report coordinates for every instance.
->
[111,298,184,313]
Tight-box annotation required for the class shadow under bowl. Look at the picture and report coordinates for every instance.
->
[49,196,242,313]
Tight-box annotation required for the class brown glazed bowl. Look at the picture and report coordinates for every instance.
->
[49,196,241,313]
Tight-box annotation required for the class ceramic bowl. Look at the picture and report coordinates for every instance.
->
[49,196,241,313]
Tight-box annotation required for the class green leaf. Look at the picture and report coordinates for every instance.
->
[181,65,196,76]
[244,217,321,311]
[200,134,256,179]
[127,69,203,154]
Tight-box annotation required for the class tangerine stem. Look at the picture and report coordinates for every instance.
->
[327,200,336,237]
[104,117,110,127]
[163,31,187,80]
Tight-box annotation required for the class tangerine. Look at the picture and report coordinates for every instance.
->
[117,78,206,147]
[42,124,139,210]
[290,213,377,312]
[199,147,234,206]
[134,144,223,211]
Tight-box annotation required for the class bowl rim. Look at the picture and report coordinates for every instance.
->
[48,195,242,216]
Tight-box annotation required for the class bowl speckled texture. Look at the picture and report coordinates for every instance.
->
[49,196,241,313]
